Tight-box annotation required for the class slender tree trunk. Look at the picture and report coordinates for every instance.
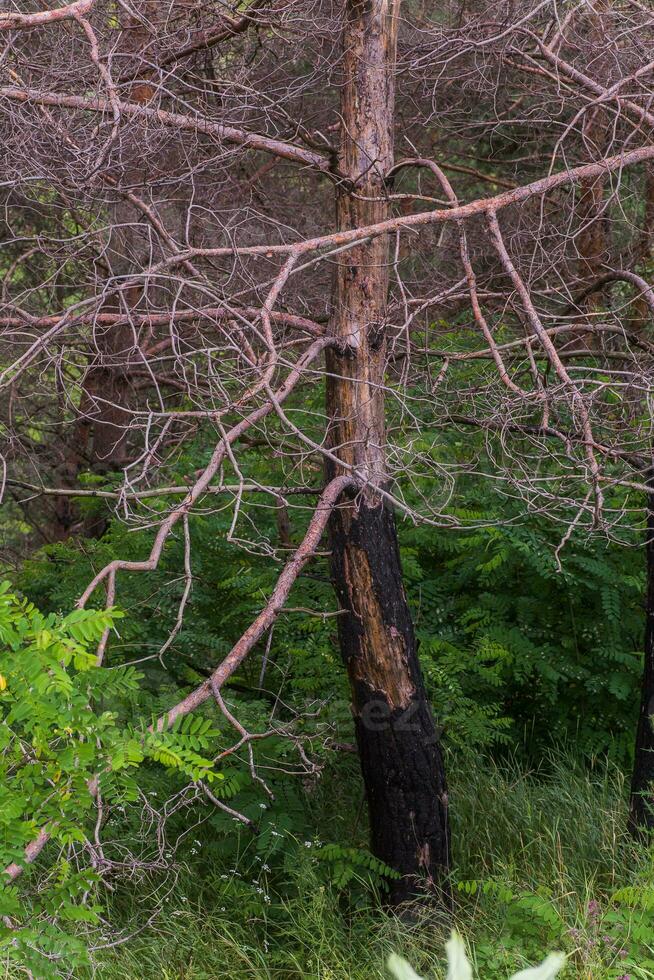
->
[577,116,608,307]
[326,0,450,905]
[637,163,654,264]
[576,2,609,322]
[629,474,654,835]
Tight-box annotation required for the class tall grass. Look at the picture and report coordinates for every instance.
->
[20,752,654,978]
[452,751,634,888]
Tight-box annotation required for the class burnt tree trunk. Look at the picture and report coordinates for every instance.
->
[638,163,654,264]
[325,0,450,905]
[629,475,654,834]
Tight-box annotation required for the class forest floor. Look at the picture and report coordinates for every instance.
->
[81,752,654,980]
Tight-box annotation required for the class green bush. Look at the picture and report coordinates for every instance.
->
[0,584,225,976]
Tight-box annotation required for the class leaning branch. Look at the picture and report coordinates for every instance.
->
[4,828,50,882]
[153,474,354,730]
[0,0,94,29]
[0,86,333,174]
[0,305,325,337]
[76,337,334,608]
[4,480,322,501]
[143,142,654,265]
[3,473,352,881]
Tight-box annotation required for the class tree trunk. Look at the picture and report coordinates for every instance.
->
[326,0,450,905]
[637,163,654,264]
[576,2,609,320]
[51,310,133,540]
[629,474,654,835]
[51,9,156,541]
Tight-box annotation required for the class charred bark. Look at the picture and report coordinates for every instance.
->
[629,475,654,835]
[329,490,450,904]
[637,163,654,264]
[326,0,450,905]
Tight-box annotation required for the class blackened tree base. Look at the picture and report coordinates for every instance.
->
[630,486,654,835]
[329,490,450,905]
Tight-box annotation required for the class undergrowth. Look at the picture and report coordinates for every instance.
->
[53,751,654,980]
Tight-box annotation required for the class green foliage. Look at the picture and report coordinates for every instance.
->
[403,511,644,760]
[4,424,651,977]
[0,584,235,977]
[314,843,401,890]
[16,751,643,979]
[17,475,647,769]
[0,585,127,974]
